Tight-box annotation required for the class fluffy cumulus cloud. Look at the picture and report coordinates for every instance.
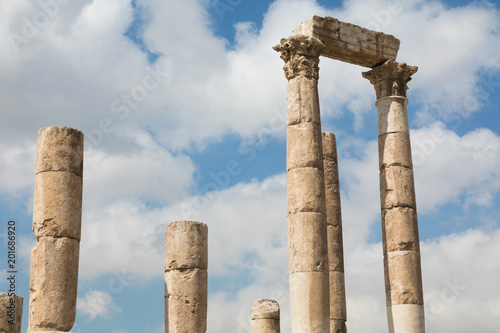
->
[77,289,122,320]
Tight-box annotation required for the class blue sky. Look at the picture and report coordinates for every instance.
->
[1,0,499,332]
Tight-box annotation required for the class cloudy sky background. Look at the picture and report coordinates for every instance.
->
[1,0,499,332]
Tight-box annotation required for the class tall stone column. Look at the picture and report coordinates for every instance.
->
[251,299,280,333]
[274,35,330,333]
[0,293,23,333]
[165,221,208,333]
[322,133,347,333]
[363,60,425,333]
[28,126,83,332]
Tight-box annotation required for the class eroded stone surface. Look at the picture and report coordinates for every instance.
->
[382,208,420,254]
[363,60,418,99]
[294,16,400,68]
[165,221,208,270]
[376,97,410,136]
[379,166,416,210]
[0,293,23,333]
[33,171,82,241]
[288,212,328,274]
[286,77,321,126]
[165,269,207,333]
[330,319,347,333]
[384,251,424,306]
[36,127,84,176]
[287,168,326,215]
[322,133,342,227]
[28,237,79,332]
[329,272,346,320]
[287,122,323,171]
[251,299,280,320]
[378,132,413,170]
[327,225,344,272]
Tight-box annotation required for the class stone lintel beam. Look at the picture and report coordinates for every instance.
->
[293,15,400,68]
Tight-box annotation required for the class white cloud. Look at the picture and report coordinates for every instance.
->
[77,289,122,320]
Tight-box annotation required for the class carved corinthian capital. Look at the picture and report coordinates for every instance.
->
[273,35,324,80]
[362,60,418,99]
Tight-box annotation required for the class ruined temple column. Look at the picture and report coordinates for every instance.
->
[165,221,208,333]
[251,299,280,333]
[274,36,329,333]
[363,60,425,333]
[28,126,84,333]
[0,293,23,333]
[322,133,347,333]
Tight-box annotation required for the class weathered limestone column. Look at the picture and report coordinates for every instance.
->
[165,221,208,333]
[362,60,425,333]
[28,126,84,333]
[322,133,347,333]
[0,293,23,333]
[251,299,280,333]
[274,35,330,333]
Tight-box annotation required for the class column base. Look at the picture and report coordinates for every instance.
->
[387,304,425,333]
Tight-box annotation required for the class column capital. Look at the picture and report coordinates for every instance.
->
[362,60,418,99]
[273,35,324,80]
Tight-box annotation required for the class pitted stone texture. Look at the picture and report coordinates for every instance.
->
[251,299,280,320]
[322,133,342,227]
[330,319,347,333]
[294,16,400,68]
[384,251,424,306]
[287,168,326,215]
[287,122,323,171]
[289,272,330,333]
[33,171,82,241]
[251,319,281,333]
[165,221,208,270]
[327,225,344,272]
[379,166,416,210]
[28,237,79,332]
[251,300,280,333]
[329,272,346,320]
[288,212,328,274]
[165,269,207,333]
[286,77,321,126]
[382,207,420,254]
[36,127,83,176]
[376,97,410,136]
[378,132,413,170]
[363,60,418,99]
[387,304,425,333]
[273,35,323,80]
[0,293,23,333]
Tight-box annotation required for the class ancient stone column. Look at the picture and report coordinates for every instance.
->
[251,299,280,333]
[0,293,23,333]
[322,133,347,333]
[28,126,84,333]
[165,221,208,333]
[362,60,425,333]
[274,35,330,333]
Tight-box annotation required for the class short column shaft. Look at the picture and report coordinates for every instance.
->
[165,221,208,333]
[251,299,280,333]
[322,132,347,333]
[0,293,23,333]
[274,35,330,333]
[28,126,84,332]
[363,60,425,333]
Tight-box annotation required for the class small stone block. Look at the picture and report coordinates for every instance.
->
[33,171,82,241]
[382,207,420,254]
[288,212,328,274]
[36,127,84,176]
[165,221,208,270]
[28,237,79,332]
[287,77,321,126]
[379,166,416,210]
[0,293,23,333]
[384,251,424,306]
[287,122,323,171]
[287,167,326,215]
